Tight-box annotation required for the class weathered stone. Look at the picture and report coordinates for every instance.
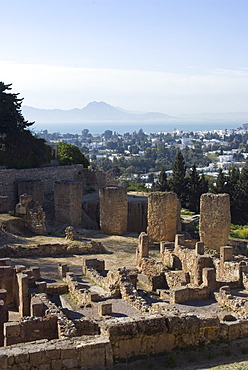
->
[99,186,128,235]
[199,193,231,251]
[147,192,180,242]
[54,181,83,226]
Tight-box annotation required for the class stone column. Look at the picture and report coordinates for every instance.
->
[54,181,83,226]
[17,273,30,317]
[199,193,231,251]
[58,264,69,279]
[99,186,128,235]
[147,192,179,242]
[136,232,149,269]
[195,242,204,255]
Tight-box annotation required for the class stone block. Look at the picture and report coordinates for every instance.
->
[4,322,20,337]
[31,266,41,281]
[58,264,69,279]
[89,292,99,302]
[31,297,44,317]
[220,246,233,262]
[98,303,112,316]
[195,241,204,255]
[36,281,47,293]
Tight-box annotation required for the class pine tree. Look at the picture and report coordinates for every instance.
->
[0,82,51,168]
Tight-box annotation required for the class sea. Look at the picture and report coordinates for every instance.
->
[32,121,245,135]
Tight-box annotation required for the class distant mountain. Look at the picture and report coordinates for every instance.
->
[22,101,248,124]
[22,101,175,123]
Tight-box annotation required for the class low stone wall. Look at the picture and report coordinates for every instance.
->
[101,313,221,359]
[0,241,105,258]
[4,315,58,346]
[214,286,248,315]
[0,335,113,369]
[170,285,210,304]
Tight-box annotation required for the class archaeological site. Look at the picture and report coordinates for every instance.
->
[0,164,248,369]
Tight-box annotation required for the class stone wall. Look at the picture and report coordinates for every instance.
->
[54,181,83,226]
[147,192,180,242]
[0,165,90,210]
[0,335,113,369]
[99,186,128,235]
[199,193,231,251]
[0,241,105,259]
[4,315,58,346]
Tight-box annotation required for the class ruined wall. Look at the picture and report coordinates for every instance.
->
[0,241,105,258]
[99,186,128,235]
[199,193,231,251]
[0,335,113,369]
[147,192,179,242]
[4,315,58,346]
[54,180,83,226]
[0,165,88,210]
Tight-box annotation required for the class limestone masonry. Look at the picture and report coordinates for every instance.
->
[0,167,248,369]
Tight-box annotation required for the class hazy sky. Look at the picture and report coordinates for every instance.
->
[1,0,248,115]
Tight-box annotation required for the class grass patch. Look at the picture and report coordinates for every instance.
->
[230,224,248,240]
[181,209,194,216]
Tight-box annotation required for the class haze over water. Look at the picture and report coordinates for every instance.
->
[33,121,242,135]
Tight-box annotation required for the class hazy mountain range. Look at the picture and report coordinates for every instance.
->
[22,101,248,123]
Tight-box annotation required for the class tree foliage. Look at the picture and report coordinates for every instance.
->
[57,142,89,167]
[169,149,187,206]
[0,82,51,168]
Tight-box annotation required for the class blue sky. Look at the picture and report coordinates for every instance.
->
[1,0,248,115]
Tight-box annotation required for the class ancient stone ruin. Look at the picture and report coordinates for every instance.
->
[99,185,128,235]
[147,191,181,242]
[0,166,248,368]
[199,193,231,250]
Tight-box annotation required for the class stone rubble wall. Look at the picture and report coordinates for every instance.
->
[214,286,248,315]
[0,165,90,210]
[0,335,113,369]
[4,315,58,346]
[0,241,105,258]
[37,293,77,339]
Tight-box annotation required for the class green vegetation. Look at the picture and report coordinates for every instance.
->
[57,142,89,167]
[230,224,248,240]
[0,82,51,168]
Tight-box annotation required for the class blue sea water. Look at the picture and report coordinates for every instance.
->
[33,121,243,135]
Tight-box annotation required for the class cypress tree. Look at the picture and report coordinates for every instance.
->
[186,164,202,213]
[155,166,169,192]
[170,149,187,206]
